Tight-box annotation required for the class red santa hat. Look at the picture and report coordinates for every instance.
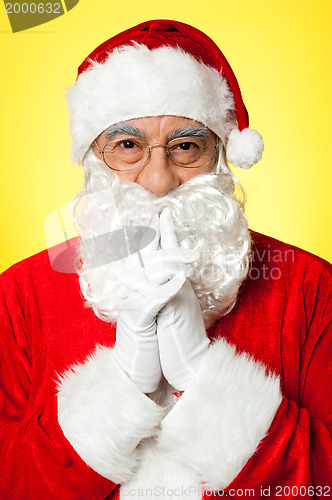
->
[67,19,264,169]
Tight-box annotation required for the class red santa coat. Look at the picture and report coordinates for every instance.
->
[0,231,331,499]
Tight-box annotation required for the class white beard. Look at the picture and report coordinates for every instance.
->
[74,152,251,328]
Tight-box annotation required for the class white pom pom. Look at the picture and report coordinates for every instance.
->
[226,128,264,169]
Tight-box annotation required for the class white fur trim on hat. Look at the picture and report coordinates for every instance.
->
[226,128,264,169]
[158,339,282,489]
[67,44,236,165]
[57,345,166,483]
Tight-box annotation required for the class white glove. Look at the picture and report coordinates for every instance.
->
[112,272,187,394]
[124,212,195,286]
[112,212,199,394]
[156,208,210,391]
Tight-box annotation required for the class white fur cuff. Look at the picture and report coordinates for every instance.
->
[158,339,282,489]
[57,345,167,483]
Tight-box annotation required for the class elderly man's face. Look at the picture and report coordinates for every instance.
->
[93,116,218,196]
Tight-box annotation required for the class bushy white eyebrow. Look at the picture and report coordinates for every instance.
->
[167,126,209,141]
[105,123,146,138]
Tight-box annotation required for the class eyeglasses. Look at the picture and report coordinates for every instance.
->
[94,135,219,172]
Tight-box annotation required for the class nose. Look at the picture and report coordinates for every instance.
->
[136,146,179,196]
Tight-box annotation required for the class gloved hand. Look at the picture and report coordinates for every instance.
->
[123,212,195,285]
[156,208,210,391]
[112,272,187,394]
[112,212,199,394]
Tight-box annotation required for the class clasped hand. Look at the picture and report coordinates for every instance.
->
[112,208,210,393]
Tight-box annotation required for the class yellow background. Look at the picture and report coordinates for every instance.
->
[0,0,331,273]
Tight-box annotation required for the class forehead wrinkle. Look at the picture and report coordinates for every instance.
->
[105,123,146,139]
[167,126,209,141]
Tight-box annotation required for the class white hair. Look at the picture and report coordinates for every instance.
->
[73,149,251,328]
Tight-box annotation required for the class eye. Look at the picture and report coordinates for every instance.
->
[119,140,138,149]
[176,142,196,151]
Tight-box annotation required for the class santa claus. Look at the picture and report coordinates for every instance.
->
[0,19,331,500]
